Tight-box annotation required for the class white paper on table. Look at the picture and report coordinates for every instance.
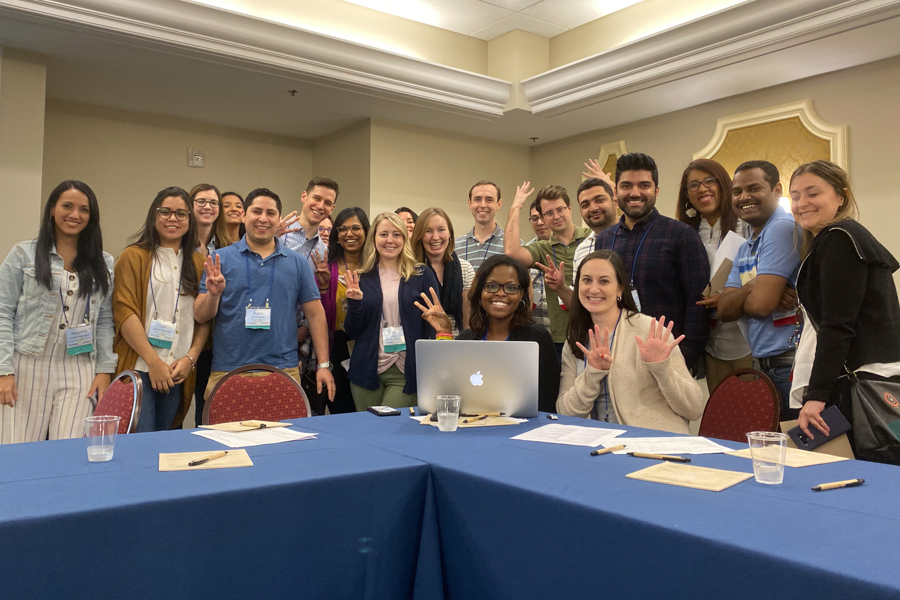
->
[602,436,732,455]
[510,424,625,447]
[192,427,317,448]
[710,231,745,276]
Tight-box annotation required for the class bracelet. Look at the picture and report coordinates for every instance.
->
[435,333,453,341]
[185,354,196,372]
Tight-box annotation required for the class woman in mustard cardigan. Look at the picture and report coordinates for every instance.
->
[113,187,209,431]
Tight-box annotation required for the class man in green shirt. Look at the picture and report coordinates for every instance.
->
[505,182,592,360]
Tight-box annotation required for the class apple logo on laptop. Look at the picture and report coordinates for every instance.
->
[470,371,484,386]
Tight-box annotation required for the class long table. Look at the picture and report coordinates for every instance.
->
[0,427,442,600]
[303,412,900,600]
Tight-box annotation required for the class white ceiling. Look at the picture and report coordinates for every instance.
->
[342,0,643,40]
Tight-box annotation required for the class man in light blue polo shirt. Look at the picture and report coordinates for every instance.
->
[719,161,800,419]
[454,179,513,271]
[194,187,335,401]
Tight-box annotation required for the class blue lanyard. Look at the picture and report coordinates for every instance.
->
[481,330,510,341]
[609,219,656,286]
[58,276,90,326]
[585,310,621,422]
[245,253,278,309]
[149,263,182,321]
[465,234,494,264]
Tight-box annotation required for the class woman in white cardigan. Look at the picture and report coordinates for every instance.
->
[557,250,704,434]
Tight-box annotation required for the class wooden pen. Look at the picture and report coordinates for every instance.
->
[240,421,267,429]
[627,452,691,463]
[463,415,488,424]
[591,445,625,456]
[188,450,228,467]
[812,478,865,491]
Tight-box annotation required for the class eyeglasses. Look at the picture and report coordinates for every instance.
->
[157,207,190,221]
[337,224,364,234]
[318,227,333,235]
[541,206,569,220]
[193,199,219,208]
[528,215,544,224]
[483,281,523,295]
[687,177,717,192]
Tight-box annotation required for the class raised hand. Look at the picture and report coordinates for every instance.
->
[636,316,685,363]
[583,158,617,194]
[312,250,331,290]
[576,325,612,371]
[511,181,535,212]
[204,254,226,297]
[345,270,363,301]
[276,210,302,237]
[415,287,452,334]
[535,254,565,292]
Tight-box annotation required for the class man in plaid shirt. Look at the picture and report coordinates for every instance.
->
[585,152,710,369]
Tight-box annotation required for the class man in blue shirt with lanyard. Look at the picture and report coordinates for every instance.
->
[590,152,710,370]
[194,188,335,403]
[454,180,512,271]
[718,161,800,420]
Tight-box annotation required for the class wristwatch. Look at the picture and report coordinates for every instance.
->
[316,361,333,371]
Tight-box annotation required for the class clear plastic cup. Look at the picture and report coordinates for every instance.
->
[84,415,120,462]
[746,431,788,484]
[435,395,461,432]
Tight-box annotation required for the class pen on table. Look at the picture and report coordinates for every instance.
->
[188,450,228,467]
[463,415,488,424]
[627,452,691,463]
[812,478,865,491]
[240,421,266,429]
[409,407,415,415]
[591,445,625,456]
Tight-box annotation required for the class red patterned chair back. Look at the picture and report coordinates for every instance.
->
[698,368,781,443]
[204,364,311,425]
[94,370,143,434]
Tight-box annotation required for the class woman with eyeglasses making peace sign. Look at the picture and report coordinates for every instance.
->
[112,187,210,431]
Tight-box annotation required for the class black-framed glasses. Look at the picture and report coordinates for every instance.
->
[157,207,190,221]
[338,224,364,234]
[193,199,220,208]
[541,206,569,220]
[687,177,717,192]
[484,281,523,295]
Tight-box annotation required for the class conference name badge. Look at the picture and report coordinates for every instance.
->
[382,325,406,353]
[245,307,271,330]
[65,323,94,356]
[148,319,176,349]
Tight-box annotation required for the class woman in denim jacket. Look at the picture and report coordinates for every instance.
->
[0,181,116,443]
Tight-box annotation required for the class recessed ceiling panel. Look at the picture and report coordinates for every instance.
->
[470,13,568,40]
[521,0,644,30]
[342,0,512,35]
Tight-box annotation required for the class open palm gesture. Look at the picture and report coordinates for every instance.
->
[204,254,226,296]
[512,181,535,211]
[636,316,684,363]
[583,158,617,195]
[576,325,612,371]
[345,270,363,300]
[276,211,302,237]
[415,287,452,334]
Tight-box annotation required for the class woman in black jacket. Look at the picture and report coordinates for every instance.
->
[792,160,900,461]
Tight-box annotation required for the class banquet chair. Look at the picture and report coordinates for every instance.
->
[203,364,312,425]
[698,368,781,443]
[93,370,143,434]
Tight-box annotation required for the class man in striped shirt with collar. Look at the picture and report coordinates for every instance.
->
[454,180,511,271]
[279,177,339,268]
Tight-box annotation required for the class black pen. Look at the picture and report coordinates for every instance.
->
[812,478,865,491]
[627,452,691,463]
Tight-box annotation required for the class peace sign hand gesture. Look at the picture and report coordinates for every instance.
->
[312,250,331,290]
[415,287,452,334]
[636,316,685,363]
[576,325,613,371]
[345,270,363,301]
[276,211,302,237]
[535,254,566,293]
[204,254,226,297]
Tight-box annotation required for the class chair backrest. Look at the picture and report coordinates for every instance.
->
[204,364,312,425]
[698,368,781,443]
[94,370,143,434]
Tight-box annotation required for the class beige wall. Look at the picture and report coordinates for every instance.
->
[369,118,533,243]
[530,54,900,261]
[0,50,46,259]
[311,121,372,219]
[41,100,312,256]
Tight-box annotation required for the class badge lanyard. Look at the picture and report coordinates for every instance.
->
[608,220,656,312]
[59,277,94,356]
[584,309,621,422]
[245,253,277,310]
[149,270,182,322]
[147,263,183,349]
[244,253,278,330]
[465,234,494,264]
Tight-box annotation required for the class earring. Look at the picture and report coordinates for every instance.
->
[616,296,622,302]
[519,299,528,309]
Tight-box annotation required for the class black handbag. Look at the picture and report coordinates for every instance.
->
[848,372,900,465]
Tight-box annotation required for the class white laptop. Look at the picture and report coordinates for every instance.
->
[415,340,539,418]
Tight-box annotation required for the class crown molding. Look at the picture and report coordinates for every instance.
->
[0,0,512,116]
[522,0,900,115]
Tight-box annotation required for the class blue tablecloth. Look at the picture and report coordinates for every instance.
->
[302,412,900,600]
[0,427,442,600]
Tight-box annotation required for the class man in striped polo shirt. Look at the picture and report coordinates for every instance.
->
[454,180,511,272]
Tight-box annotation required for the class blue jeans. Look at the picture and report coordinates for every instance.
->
[758,365,794,419]
[137,371,183,432]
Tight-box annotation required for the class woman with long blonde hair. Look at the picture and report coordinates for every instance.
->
[343,212,442,410]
